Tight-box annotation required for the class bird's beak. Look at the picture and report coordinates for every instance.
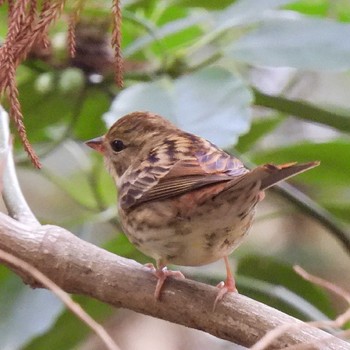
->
[85,136,105,154]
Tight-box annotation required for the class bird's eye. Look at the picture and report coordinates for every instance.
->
[110,140,126,152]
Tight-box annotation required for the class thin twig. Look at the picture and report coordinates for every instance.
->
[253,88,350,133]
[0,248,120,350]
[294,265,350,303]
[251,316,349,350]
[285,329,350,350]
[250,266,350,350]
[275,182,350,255]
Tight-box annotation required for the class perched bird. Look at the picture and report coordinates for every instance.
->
[86,111,319,304]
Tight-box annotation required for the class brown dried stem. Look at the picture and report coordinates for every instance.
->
[112,0,123,87]
[8,79,42,168]
[14,0,64,62]
[0,0,66,166]
[37,0,53,49]
[0,0,29,91]
[68,13,77,57]
[0,0,125,165]
[68,0,85,57]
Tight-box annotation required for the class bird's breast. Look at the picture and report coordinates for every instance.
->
[118,185,260,266]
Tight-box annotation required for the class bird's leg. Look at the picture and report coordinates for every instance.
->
[214,256,237,310]
[258,191,265,202]
[144,261,185,299]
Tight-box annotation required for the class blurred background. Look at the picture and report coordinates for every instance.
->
[0,0,350,349]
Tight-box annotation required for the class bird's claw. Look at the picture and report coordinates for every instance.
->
[213,277,237,311]
[144,263,185,299]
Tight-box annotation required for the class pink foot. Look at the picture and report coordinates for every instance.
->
[258,191,265,202]
[144,263,185,299]
[213,256,238,310]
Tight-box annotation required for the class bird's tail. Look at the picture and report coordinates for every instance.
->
[252,161,320,190]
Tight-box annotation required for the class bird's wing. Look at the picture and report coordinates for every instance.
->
[119,139,248,210]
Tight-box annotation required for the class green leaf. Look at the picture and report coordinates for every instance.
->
[0,7,8,38]
[125,0,297,57]
[188,0,297,52]
[92,157,119,209]
[236,115,283,153]
[237,255,335,319]
[228,16,350,70]
[285,0,329,17]
[124,12,208,57]
[325,203,350,224]
[18,72,83,143]
[104,67,253,148]
[42,165,99,211]
[253,88,350,133]
[0,270,63,350]
[215,0,298,27]
[73,88,110,140]
[286,0,350,22]
[103,233,150,264]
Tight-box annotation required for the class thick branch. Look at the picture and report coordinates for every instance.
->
[0,214,348,349]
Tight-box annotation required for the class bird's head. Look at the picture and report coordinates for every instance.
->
[85,111,178,178]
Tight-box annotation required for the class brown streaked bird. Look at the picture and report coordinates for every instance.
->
[86,111,319,305]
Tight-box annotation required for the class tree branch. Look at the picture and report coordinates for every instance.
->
[0,215,349,349]
[0,105,39,226]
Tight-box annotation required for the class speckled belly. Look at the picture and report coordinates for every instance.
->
[119,183,260,266]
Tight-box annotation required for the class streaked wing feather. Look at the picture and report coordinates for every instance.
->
[137,174,233,205]
[120,135,249,210]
